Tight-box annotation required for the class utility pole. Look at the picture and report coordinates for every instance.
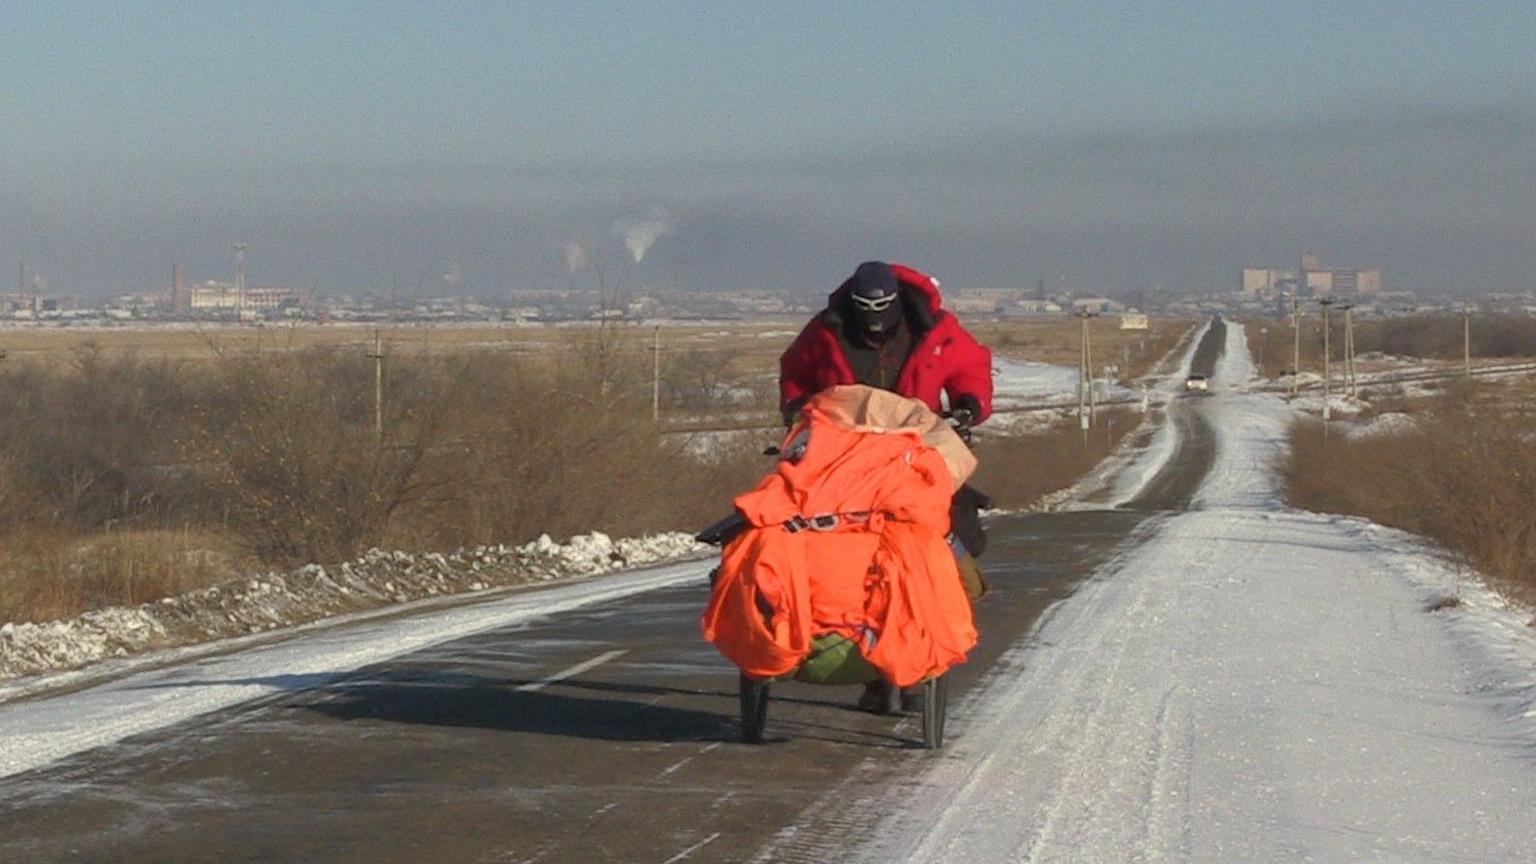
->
[1463,299,1472,377]
[367,329,385,443]
[1260,326,1269,374]
[1077,308,1090,446]
[651,325,661,423]
[1318,297,1335,422]
[233,243,248,317]
[1290,292,1301,397]
[1085,310,1097,428]
[1345,302,1357,396]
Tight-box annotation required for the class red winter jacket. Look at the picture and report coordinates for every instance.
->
[779,263,994,422]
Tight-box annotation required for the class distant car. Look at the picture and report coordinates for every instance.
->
[1184,374,1209,392]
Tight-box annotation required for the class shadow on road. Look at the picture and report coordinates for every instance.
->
[127,670,739,742]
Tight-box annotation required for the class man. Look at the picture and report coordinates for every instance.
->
[779,260,995,713]
[780,261,993,429]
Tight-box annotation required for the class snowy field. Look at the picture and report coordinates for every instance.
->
[836,321,1536,863]
[992,357,1140,408]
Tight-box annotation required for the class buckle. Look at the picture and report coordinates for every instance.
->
[783,515,809,534]
[809,513,839,531]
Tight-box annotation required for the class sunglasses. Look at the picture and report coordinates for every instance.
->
[852,293,897,313]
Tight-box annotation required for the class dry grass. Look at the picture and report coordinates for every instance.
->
[1285,384,1536,605]
[0,330,769,623]
[971,317,1190,378]
[1243,314,1536,379]
[973,408,1139,509]
[0,317,1184,624]
[0,321,798,367]
[0,527,250,624]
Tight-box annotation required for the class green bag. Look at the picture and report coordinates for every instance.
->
[794,633,881,686]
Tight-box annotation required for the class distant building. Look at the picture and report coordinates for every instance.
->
[1242,254,1381,297]
[947,288,1022,314]
[1071,297,1125,314]
[1242,268,1296,297]
[1119,313,1149,330]
[188,281,302,314]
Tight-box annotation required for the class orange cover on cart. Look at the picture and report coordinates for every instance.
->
[701,386,977,688]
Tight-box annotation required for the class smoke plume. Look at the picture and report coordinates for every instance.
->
[615,206,675,263]
[560,241,588,273]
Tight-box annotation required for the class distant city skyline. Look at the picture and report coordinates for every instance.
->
[2,2,1533,298]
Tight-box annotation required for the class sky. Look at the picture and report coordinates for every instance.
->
[1,1,1533,300]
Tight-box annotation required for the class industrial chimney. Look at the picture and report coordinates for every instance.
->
[172,261,188,312]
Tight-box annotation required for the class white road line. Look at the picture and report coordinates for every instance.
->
[660,832,722,864]
[514,649,629,692]
[660,740,723,778]
[660,756,694,777]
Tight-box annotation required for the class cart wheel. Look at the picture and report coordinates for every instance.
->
[739,674,769,744]
[921,674,948,750]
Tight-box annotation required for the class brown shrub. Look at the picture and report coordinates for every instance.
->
[0,339,769,622]
[0,527,248,624]
[1285,394,1536,603]
[972,408,1138,509]
[1,323,1157,623]
[184,348,445,566]
[1244,314,1536,379]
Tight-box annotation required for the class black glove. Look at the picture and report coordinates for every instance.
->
[781,396,809,427]
[949,394,982,428]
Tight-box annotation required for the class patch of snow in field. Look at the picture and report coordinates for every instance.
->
[680,428,776,462]
[1289,389,1371,418]
[991,359,1081,405]
[1344,411,1420,438]
[992,358,1140,409]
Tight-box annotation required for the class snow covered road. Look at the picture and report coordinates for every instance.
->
[839,320,1536,863]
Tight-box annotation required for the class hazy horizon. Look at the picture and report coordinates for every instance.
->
[2,3,1532,300]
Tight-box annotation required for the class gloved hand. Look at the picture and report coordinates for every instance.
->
[948,394,982,429]
[781,396,809,427]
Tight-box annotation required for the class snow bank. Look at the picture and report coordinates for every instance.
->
[0,531,709,681]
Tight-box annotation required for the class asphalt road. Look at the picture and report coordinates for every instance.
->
[0,321,1226,864]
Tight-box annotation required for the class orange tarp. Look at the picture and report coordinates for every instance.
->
[701,386,978,688]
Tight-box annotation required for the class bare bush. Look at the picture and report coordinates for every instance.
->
[972,408,1138,509]
[0,346,195,530]
[1246,315,1536,378]
[6,325,1159,624]
[186,349,443,566]
[661,347,751,411]
[1286,392,1536,603]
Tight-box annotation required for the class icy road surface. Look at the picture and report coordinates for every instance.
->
[825,321,1536,863]
[0,562,710,778]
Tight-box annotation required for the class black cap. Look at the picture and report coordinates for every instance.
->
[849,261,898,302]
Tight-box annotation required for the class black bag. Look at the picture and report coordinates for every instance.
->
[950,484,992,558]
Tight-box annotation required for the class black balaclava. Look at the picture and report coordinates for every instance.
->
[847,261,904,340]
